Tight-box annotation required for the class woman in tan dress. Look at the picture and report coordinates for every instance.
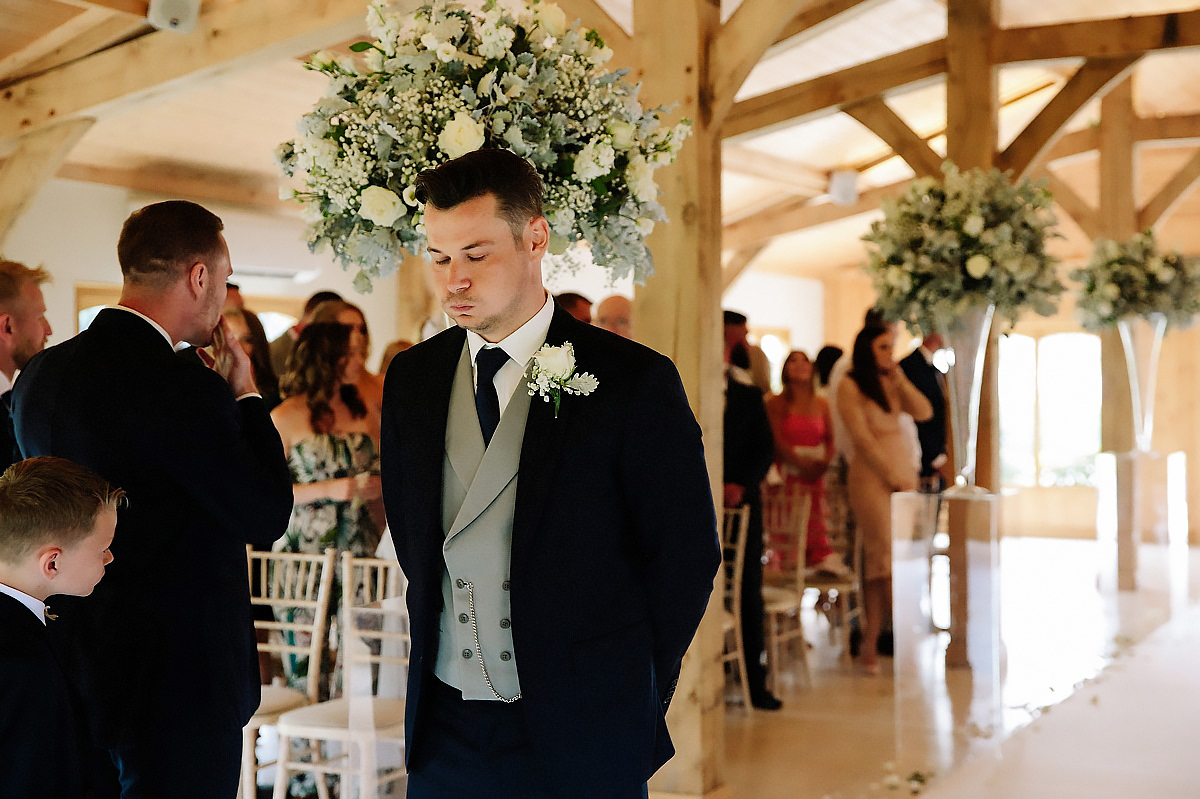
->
[837,324,932,674]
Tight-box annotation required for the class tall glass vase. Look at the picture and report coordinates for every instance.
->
[1116,312,1167,453]
[940,302,995,493]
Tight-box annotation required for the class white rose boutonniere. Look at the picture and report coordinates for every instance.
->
[527,342,598,418]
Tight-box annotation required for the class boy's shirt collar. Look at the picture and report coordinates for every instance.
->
[0,582,48,625]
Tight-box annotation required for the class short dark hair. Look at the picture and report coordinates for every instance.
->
[0,457,125,565]
[414,148,543,242]
[303,290,343,316]
[117,201,225,289]
[555,292,591,310]
[814,345,843,387]
[723,310,748,326]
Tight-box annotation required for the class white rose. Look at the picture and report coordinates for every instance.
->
[535,3,568,37]
[965,253,991,279]
[438,112,485,159]
[626,156,657,202]
[607,120,636,150]
[963,214,985,237]
[536,344,575,378]
[359,186,404,227]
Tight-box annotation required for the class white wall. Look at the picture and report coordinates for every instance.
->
[724,270,824,390]
[3,178,399,366]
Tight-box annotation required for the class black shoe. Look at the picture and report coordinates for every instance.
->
[877,630,894,657]
[849,627,862,658]
[750,690,783,710]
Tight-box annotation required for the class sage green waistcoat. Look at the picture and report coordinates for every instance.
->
[432,344,530,700]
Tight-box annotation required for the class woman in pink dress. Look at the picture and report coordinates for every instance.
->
[765,351,848,576]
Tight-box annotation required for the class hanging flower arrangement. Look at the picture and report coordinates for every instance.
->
[861,161,1063,332]
[1070,230,1200,330]
[277,0,691,291]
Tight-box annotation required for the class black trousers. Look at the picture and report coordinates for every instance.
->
[740,493,769,696]
[407,676,648,799]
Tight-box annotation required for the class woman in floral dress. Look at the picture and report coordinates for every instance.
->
[271,322,383,701]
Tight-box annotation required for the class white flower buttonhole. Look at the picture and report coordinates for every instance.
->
[526,342,598,418]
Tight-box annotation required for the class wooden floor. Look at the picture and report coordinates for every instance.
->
[721,538,1199,799]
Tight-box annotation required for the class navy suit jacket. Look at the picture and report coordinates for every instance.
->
[381,306,719,794]
[12,308,294,746]
[900,348,947,478]
[0,593,89,798]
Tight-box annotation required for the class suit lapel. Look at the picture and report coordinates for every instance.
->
[406,328,464,544]
[511,308,576,546]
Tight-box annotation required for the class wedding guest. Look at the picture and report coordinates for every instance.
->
[837,323,932,674]
[814,344,843,394]
[308,298,384,416]
[899,332,949,491]
[594,294,632,338]
[382,148,719,798]
[269,289,342,379]
[0,260,53,471]
[724,340,781,710]
[271,323,383,701]
[222,307,280,410]
[0,456,124,799]
[723,310,772,393]
[764,350,850,577]
[12,200,295,798]
[554,291,592,323]
[379,338,415,376]
[223,281,245,311]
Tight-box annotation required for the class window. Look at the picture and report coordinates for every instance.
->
[999,332,1101,487]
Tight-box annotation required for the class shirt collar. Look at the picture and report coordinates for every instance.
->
[0,371,12,395]
[465,293,555,369]
[0,582,48,626]
[105,305,177,350]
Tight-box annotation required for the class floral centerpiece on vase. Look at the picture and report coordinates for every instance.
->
[1070,230,1200,331]
[861,160,1063,334]
[277,0,691,291]
[861,161,1063,488]
[1070,230,1200,453]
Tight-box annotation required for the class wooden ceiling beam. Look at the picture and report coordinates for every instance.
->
[722,179,906,251]
[0,0,375,144]
[54,160,292,211]
[1138,148,1200,230]
[997,54,1140,178]
[768,0,887,51]
[556,0,631,56]
[56,0,147,14]
[994,9,1200,65]
[0,118,95,246]
[0,7,135,85]
[722,244,769,291]
[722,145,828,195]
[1035,169,1100,240]
[0,15,150,86]
[723,39,947,139]
[842,96,942,178]
[712,0,811,124]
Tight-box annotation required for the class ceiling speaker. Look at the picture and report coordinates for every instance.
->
[147,0,201,33]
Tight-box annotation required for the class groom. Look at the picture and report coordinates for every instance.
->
[381,148,720,799]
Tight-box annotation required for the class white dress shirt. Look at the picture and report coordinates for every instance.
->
[465,294,555,416]
[0,581,47,625]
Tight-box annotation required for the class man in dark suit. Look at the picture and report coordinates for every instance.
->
[13,200,294,798]
[381,149,720,799]
[899,332,949,488]
[0,259,53,471]
[722,323,781,710]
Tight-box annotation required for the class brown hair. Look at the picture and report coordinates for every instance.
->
[116,200,225,289]
[0,260,50,312]
[279,323,366,433]
[414,148,544,243]
[309,299,371,357]
[779,350,816,400]
[0,457,125,564]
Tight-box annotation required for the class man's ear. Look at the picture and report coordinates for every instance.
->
[0,312,14,338]
[528,216,550,257]
[187,262,208,299]
[37,546,64,581]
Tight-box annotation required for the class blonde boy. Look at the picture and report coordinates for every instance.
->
[0,456,124,799]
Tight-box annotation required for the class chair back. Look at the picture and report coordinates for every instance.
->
[340,553,410,699]
[762,484,812,591]
[721,505,751,615]
[247,546,337,705]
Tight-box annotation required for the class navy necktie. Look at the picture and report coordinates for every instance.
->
[474,347,510,447]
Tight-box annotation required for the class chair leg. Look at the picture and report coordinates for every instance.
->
[241,725,258,799]
[271,733,290,799]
